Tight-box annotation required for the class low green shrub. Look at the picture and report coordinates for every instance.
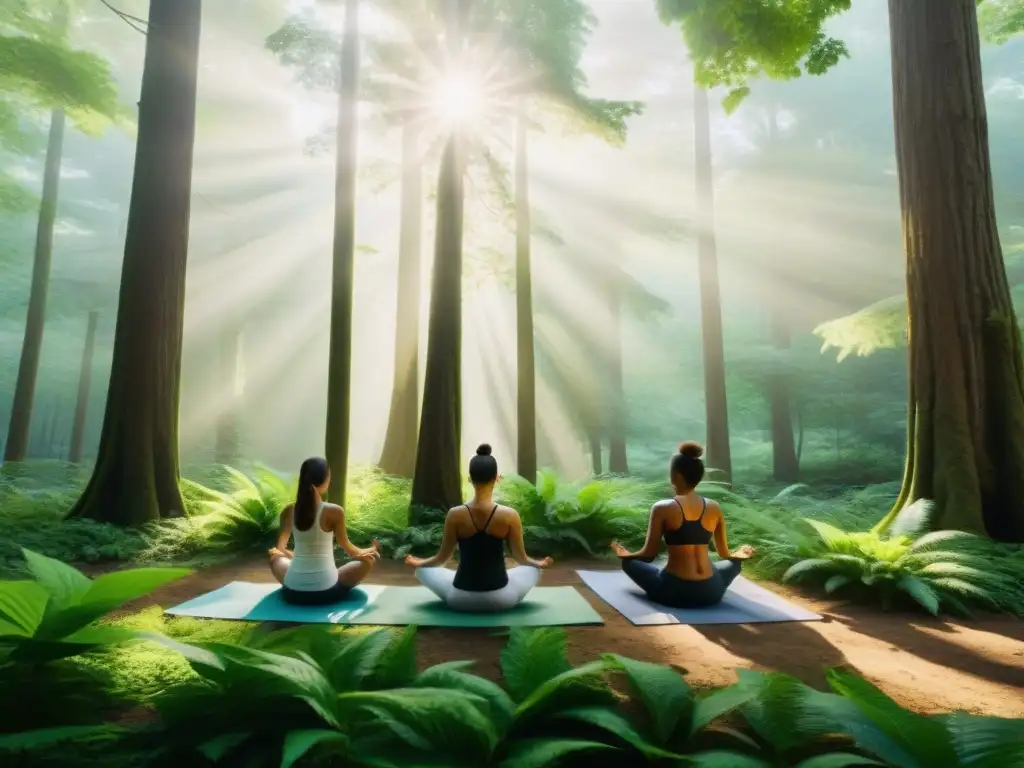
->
[4,624,1023,767]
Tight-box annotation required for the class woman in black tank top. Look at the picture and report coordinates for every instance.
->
[404,444,553,611]
[610,442,755,609]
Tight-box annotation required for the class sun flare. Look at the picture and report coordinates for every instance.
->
[431,72,484,125]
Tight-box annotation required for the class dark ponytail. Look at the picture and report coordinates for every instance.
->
[294,456,330,531]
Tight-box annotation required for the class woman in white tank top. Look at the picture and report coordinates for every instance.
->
[268,457,379,606]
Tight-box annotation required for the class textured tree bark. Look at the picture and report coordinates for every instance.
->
[769,312,799,482]
[410,135,465,517]
[323,0,360,504]
[410,0,468,518]
[607,269,629,475]
[69,0,202,525]
[4,109,66,463]
[68,310,98,464]
[514,101,538,484]
[879,0,1024,541]
[693,84,732,482]
[214,325,242,466]
[379,123,423,478]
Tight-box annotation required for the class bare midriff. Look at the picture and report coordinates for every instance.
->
[664,544,715,581]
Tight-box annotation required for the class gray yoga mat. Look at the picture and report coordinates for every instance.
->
[577,570,821,625]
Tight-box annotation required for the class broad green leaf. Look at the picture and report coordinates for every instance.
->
[498,738,618,768]
[941,712,1024,766]
[9,624,141,663]
[896,574,940,616]
[680,751,774,767]
[603,653,693,743]
[824,575,852,594]
[555,707,681,759]
[367,625,418,689]
[281,729,349,768]
[199,732,249,762]
[415,661,515,734]
[783,558,836,583]
[0,725,121,752]
[339,687,497,759]
[803,520,853,549]
[795,754,884,767]
[513,659,614,722]
[327,627,396,691]
[22,549,91,612]
[825,668,956,766]
[0,580,48,636]
[690,683,758,736]
[143,632,226,673]
[500,627,571,702]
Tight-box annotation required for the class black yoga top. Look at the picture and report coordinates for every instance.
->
[663,497,713,546]
[452,504,509,592]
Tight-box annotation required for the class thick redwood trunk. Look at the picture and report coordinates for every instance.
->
[410,135,465,517]
[68,310,98,464]
[880,0,1024,541]
[607,270,629,475]
[4,109,65,463]
[69,0,201,525]
[769,312,799,482]
[323,0,360,504]
[693,84,732,482]
[378,123,423,478]
[514,102,538,484]
[214,325,242,465]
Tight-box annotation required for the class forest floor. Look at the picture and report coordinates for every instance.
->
[130,557,1024,718]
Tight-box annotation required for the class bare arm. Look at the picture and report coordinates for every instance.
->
[328,504,376,558]
[712,506,754,560]
[407,509,459,568]
[614,505,662,561]
[507,511,552,568]
[275,505,294,553]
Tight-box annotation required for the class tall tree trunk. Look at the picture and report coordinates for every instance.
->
[323,0,360,504]
[378,123,423,478]
[68,0,201,525]
[410,0,468,518]
[607,269,629,475]
[4,109,66,463]
[515,100,537,484]
[69,310,98,464]
[765,107,799,482]
[878,0,1024,541]
[214,324,242,465]
[693,84,732,482]
[588,426,602,476]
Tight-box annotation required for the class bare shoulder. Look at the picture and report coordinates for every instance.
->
[651,499,676,514]
[445,505,466,520]
[323,503,345,520]
[703,497,724,521]
[280,503,294,519]
[498,505,520,522]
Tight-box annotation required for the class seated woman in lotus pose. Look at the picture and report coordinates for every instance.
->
[269,456,379,605]
[610,441,754,608]
[404,444,552,611]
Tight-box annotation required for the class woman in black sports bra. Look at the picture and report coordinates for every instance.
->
[610,441,755,608]
[404,444,552,611]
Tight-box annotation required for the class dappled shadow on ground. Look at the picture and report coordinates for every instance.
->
[131,557,1024,716]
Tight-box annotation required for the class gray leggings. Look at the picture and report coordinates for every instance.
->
[622,557,741,608]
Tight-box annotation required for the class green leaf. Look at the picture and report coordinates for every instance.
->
[896,574,940,616]
[690,683,759,736]
[500,627,571,702]
[0,580,48,636]
[513,659,614,723]
[603,653,693,743]
[198,732,249,762]
[794,754,884,767]
[498,738,618,768]
[0,725,121,752]
[22,549,91,612]
[281,729,349,768]
[415,661,515,735]
[9,624,142,663]
[783,558,836,583]
[824,575,852,594]
[680,751,774,767]
[555,707,681,759]
[941,712,1024,766]
[825,668,957,765]
[327,628,397,691]
[367,625,418,689]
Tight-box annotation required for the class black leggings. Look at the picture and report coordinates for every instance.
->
[281,581,352,606]
[622,558,742,608]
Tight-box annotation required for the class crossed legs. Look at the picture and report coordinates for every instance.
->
[621,557,741,608]
[268,550,374,588]
[416,566,540,612]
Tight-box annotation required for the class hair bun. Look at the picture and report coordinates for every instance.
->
[476,443,493,457]
[679,441,704,459]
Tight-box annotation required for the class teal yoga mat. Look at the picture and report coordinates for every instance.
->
[577,570,821,625]
[164,582,603,627]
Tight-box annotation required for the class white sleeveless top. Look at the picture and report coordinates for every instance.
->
[283,503,339,591]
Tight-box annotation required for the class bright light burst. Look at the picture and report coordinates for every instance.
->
[430,71,485,125]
